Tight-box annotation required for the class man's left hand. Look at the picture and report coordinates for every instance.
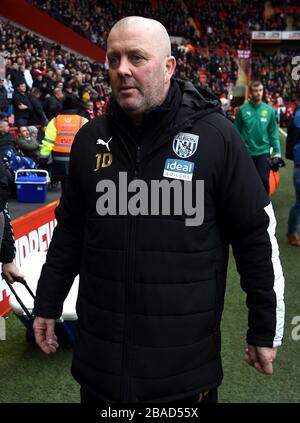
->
[245,344,277,375]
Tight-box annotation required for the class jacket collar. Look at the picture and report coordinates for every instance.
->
[107,79,222,163]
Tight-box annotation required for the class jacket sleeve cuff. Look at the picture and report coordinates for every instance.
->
[247,331,282,348]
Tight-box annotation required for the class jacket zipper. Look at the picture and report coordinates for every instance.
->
[121,143,141,401]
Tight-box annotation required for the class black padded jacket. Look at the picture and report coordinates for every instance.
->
[34,80,285,402]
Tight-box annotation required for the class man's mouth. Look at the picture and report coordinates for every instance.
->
[119,86,137,92]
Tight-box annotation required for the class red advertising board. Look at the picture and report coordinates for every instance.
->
[0,201,59,316]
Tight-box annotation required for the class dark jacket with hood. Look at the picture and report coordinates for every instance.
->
[34,80,285,402]
[0,86,10,115]
[0,156,15,264]
[0,155,10,213]
[0,206,16,264]
[285,104,300,161]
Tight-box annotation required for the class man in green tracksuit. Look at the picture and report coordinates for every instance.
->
[234,81,281,193]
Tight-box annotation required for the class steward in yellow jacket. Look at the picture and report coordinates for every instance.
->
[40,96,87,184]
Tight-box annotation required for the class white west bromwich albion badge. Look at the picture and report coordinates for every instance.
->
[173,132,199,159]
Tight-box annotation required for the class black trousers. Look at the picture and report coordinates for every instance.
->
[252,153,270,194]
[80,386,218,404]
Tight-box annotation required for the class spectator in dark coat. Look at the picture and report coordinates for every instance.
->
[12,82,33,127]
[43,88,64,120]
[32,71,50,100]
[7,62,25,89]
[28,87,48,126]
[0,120,16,155]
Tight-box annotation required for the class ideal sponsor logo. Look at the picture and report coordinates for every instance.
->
[163,159,194,181]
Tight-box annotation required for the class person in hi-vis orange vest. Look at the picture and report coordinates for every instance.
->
[40,96,88,186]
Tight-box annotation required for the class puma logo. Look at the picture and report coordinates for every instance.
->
[96,137,112,151]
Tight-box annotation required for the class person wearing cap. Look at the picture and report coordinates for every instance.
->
[39,96,88,187]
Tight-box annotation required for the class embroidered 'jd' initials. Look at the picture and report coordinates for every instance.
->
[94,153,113,171]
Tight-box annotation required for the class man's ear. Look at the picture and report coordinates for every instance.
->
[165,56,176,83]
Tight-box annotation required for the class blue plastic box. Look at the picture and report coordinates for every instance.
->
[15,170,49,203]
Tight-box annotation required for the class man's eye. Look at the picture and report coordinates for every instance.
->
[108,57,119,66]
[131,55,143,63]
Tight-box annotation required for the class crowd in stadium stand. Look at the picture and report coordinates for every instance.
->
[0,11,237,128]
[27,0,299,101]
[0,19,110,121]
[188,0,262,50]
[29,0,195,48]
[252,48,300,125]
[30,0,300,49]
[0,0,300,157]
[252,49,299,102]
[270,0,300,30]
[0,18,111,190]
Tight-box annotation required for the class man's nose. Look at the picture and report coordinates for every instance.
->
[117,57,132,77]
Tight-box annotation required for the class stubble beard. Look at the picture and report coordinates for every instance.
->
[116,82,166,120]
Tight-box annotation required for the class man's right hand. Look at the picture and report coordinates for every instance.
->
[33,317,59,354]
[244,344,277,375]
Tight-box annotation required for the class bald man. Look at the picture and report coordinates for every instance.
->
[33,17,284,404]
[106,17,176,124]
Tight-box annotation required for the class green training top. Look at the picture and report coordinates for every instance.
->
[234,101,280,156]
